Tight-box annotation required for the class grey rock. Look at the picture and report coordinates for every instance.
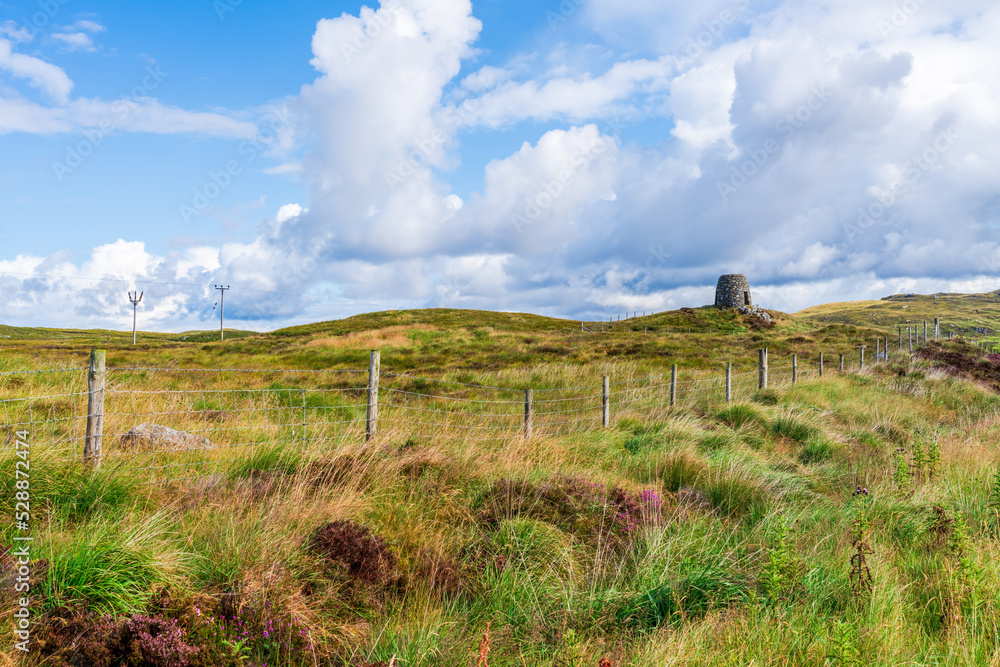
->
[738,305,772,322]
[120,423,214,451]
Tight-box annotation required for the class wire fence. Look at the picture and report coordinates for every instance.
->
[0,329,976,484]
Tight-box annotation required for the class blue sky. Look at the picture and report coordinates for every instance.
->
[1,0,998,331]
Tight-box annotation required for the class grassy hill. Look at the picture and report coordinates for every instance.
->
[5,298,1000,665]
[0,306,884,375]
[797,289,1000,339]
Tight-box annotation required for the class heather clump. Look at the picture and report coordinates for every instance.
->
[34,610,198,667]
[33,593,317,667]
[184,598,317,666]
[118,615,201,666]
[308,519,399,586]
[33,606,117,666]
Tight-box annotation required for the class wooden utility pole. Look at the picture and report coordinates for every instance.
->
[84,350,106,467]
[366,350,380,441]
[758,349,768,390]
[670,364,677,407]
[725,362,732,403]
[602,376,610,427]
[523,389,534,438]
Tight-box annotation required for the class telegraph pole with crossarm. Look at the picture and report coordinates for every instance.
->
[214,285,230,340]
[128,291,143,345]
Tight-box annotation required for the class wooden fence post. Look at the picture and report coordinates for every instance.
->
[935,318,940,340]
[839,354,845,372]
[524,388,534,438]
[923,321,928,345]
[859,346,865,370]
[758,349,768,390]
[84,349,106,467]
[875,338,880,364]
[602,376,609,428]
[898,327,902,351]
[908,327,913,353]
[792,354,797,384]
[725,362,732,402]
[670,364,677,407]
[819,352,824,377]
[365,350,380,442]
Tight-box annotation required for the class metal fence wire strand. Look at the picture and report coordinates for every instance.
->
[0,349,898,484]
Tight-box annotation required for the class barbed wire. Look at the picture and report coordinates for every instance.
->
[1,336,949,484]
[108,367,367,374]
[0,368,85,377]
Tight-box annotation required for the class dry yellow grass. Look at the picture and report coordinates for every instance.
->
[304,325,437,350]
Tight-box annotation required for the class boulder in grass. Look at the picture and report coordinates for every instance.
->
[120,423,214,451]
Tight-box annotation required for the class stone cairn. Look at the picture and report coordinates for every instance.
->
[715,274,771,321]
[715,274,752,308]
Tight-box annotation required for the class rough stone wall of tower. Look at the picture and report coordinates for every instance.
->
[715,274,752,309]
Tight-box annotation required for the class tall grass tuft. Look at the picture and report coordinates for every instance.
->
[714,403,765,430]
[40,512,186,616]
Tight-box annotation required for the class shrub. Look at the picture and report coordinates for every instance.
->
[34,606,116,666]
[118,615,200,666]
[308,520,398,586]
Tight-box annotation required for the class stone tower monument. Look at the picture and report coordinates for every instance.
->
[715,274,752,309]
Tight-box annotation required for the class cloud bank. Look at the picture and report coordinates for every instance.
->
[3,0,1000,331]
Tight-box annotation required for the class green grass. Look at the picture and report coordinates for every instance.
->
[797,289,1000,338]
[7,301,1000,665]
[39,513,183,616]
[715,403,766,429]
